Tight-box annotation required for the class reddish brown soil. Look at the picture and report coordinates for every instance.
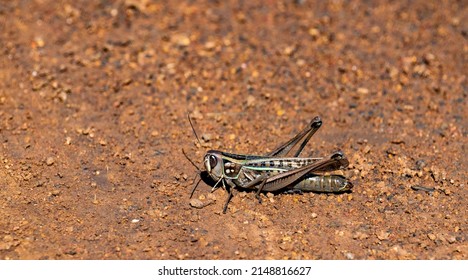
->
[0,0,466,259]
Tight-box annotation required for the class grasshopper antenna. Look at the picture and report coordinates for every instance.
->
[182,149,203,198]
[182,148,201,172]
[187,113,202,147]
[184,113,204,198]
[190,175,202,198]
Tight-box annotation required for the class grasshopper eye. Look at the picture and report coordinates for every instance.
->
[209,155,217,168]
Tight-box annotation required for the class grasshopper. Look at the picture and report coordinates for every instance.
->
[188,116,352,213]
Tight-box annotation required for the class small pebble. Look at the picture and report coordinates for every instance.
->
[357,87,369,95]
[345,252,355,260]
[246,95,256,107]
[51,190,61,196]
[377,230,390,241]
[3,235,13,242]
[447,236,456,244]
[172,34,190,46]
[363,145,371,154]
[308,28,320,38]
[190,199,206,209]
[46,157,55,166]
[201,133,212,142]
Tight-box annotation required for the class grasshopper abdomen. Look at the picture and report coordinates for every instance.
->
[292,174,352,193]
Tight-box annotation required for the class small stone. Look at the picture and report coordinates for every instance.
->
[377,230,390,241]
[427,233,436,241]
[308,28,320,38]
[204,41,216,50]
[51,190,61,196]
[423,53,435,64]
[357,87,369,95]
[283,45,296,56]
[246,95,256,107]
[201,133,212,142]
[46,157,55,166]
[58,91,67,102]
[189,199,205,209]
[363,145,371,154]
[311,213,318,218]
[345,252,354,260]
[34,37,45,48]
[437,234,446,243]
[172,34,190,47]
[3,235,13,242]
[449,17,460,26]
[391,245,408,257]
[353,232,369,240]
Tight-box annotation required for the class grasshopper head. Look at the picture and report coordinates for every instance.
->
[204,151,224,181]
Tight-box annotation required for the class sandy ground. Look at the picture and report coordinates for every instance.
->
[0,0,466,259]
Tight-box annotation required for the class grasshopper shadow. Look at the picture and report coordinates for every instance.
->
[200,171,216,187]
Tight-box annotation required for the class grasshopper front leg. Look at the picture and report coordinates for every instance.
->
[222,190,234,214]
